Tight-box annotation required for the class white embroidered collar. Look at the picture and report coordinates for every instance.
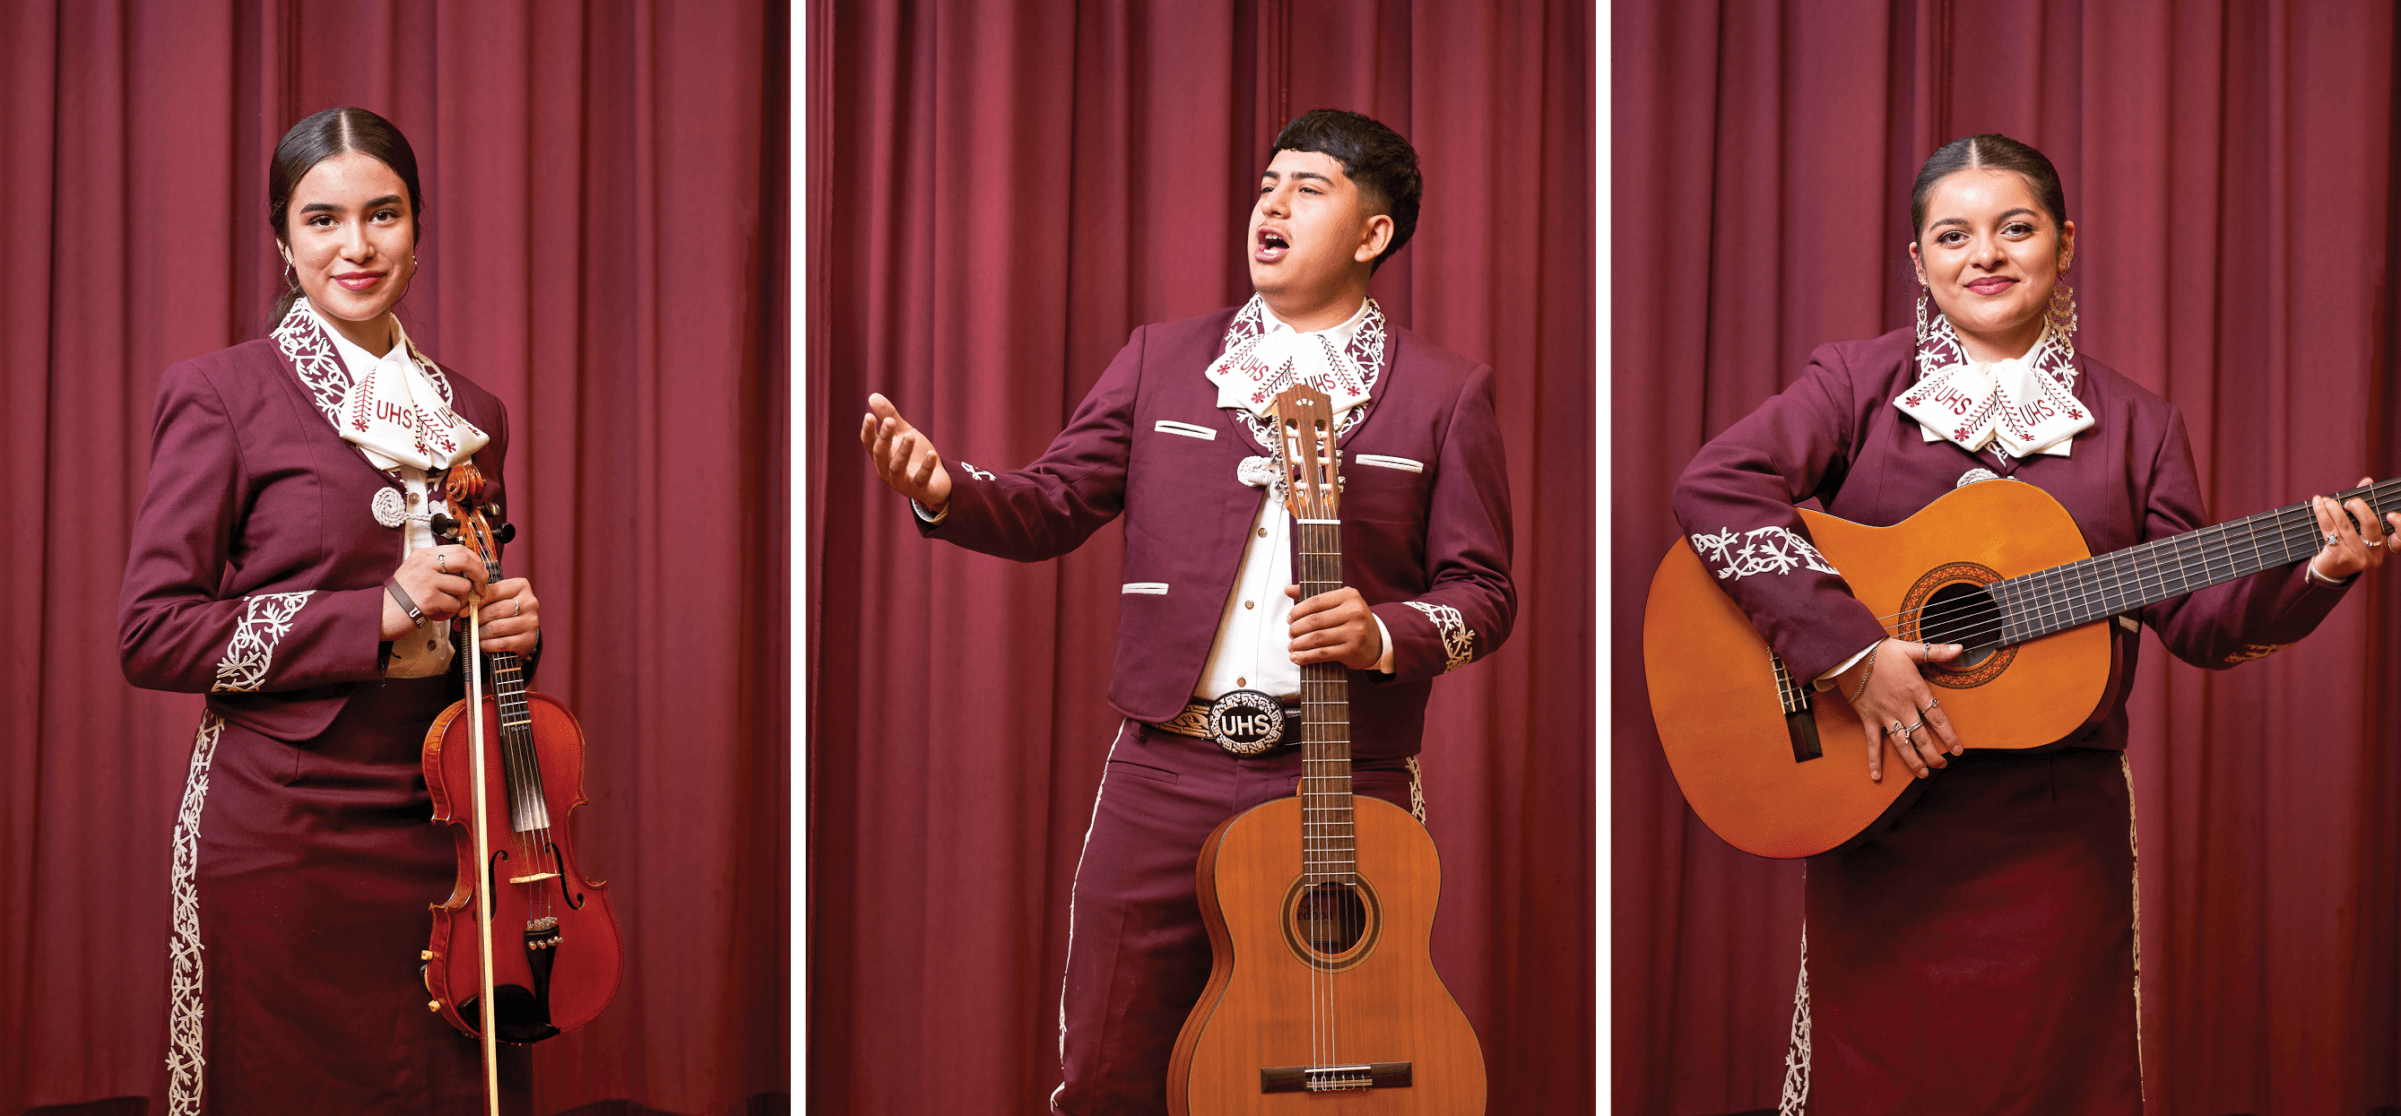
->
[1206,294,1387,449]
[1896,311,2089,459]
[272,298,487,471]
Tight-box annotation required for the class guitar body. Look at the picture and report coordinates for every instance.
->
[1644,479,2114,859]
[1169,794,1485,1116]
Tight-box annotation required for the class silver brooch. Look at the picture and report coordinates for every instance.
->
[371,486,407,528]
[1237,455,1290,504]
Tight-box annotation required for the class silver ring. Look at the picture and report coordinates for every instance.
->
[1889,721,1908,737]
[513,599,524,617]
[1903,719,1925,735]
[435,553,448,574]
[1921,698,1941,713]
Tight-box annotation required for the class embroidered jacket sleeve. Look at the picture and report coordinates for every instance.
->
[2134,410,2350,667]
[1367,363,1517,684]
[118,361,386,693]
[1671,344,1892,683]
[917,330,1140,560]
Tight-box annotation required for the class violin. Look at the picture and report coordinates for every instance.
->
[419,461,622,1110]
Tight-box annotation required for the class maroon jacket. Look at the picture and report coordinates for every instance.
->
[118,338,513,743]
[924,306,1515,758]
[1672,326,2349,750]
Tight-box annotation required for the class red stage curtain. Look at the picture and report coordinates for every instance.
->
[805,1,1593,1112]
[0,3,788,1113]
[1616,2,2401,1113]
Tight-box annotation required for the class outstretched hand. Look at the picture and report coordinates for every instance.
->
[860,393,953,511]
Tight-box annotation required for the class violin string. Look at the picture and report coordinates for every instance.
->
[1840,482,2395,642]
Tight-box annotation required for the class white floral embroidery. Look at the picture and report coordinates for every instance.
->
[1690,526,1841,581]
[1220,296,1388,452]
[1404,755,1427,826]
[271,299,458,429]
[1955,468,2001,488]
[211,592,312,693]
[1778,925,1810,1116]
[165,713,225,1116]
[959,462,996,481]
[1404,601,1475,673]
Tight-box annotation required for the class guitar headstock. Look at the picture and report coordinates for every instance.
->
[1272,384,1339,521]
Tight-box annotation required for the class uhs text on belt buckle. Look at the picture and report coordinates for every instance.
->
[1206,689,1286,756]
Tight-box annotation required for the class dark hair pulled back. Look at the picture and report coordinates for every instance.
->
[266,107,425,332]
[1909,133,2067,240]
[1270,109,1423,274]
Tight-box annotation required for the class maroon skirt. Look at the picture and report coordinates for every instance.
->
[161,676,529,1114]
[1804,748,2140,1115]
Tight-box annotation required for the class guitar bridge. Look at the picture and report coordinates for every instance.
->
[1769,652,1822,763]
[1260,1062,1412,1093]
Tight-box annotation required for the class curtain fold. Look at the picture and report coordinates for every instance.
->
[806,1,1594,1112]
[1615,2,2401,1112]
[0,3,788,1113]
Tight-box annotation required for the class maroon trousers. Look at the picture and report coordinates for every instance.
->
[1806,748,2141,1115]
[1051,721,1422,1116]
[165,677,528,1114]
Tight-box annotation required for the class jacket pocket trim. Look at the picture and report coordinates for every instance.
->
[1153,420,1217,441]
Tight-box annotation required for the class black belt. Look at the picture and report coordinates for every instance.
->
[1152,690,1302,756]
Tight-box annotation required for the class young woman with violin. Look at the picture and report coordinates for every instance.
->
[119,106,541,1113]
[1671,135,2398,1113]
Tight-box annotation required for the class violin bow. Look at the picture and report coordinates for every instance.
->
[455,471,503,1116]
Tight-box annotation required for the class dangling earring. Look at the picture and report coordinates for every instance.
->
[1914,282,1933,345]
[282,260,296,292]
[2048,273,2078,347]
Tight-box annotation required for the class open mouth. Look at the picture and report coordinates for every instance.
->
[1256,229,1290,261]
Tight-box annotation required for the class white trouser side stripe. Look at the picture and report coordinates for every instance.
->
[165,713,225,1115]
[1056,720,1132,1084]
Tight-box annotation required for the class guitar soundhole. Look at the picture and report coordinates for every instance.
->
[1297,884,1365,953]
[1919,582,2002,664]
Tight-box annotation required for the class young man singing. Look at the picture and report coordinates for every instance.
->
[860,108,1514,1115]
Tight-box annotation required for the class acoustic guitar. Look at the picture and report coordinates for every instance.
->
[1645,475,2399,860]
[1166,383,1486,1114]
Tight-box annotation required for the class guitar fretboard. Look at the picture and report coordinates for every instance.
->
[1992,478,2397,643]
[1296,519,1356,888]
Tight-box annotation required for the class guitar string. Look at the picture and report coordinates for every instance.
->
[1894,484,2383,636]
[1833,481,2395,646]
[1293,420,1351,1079]
[1867,501,2321,637]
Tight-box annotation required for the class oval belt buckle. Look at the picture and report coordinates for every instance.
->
[1206,689,1286,756]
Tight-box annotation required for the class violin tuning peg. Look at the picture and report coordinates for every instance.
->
[495,523,517,544]
[428,1000,442,1012]
[429,513,460,541]
[421,950,433,960]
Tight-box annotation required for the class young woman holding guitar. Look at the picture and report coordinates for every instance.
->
[1664,135,2397,1113]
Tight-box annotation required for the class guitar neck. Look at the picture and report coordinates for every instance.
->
[1295,518,1356,887]
[1997,478,2400,643]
